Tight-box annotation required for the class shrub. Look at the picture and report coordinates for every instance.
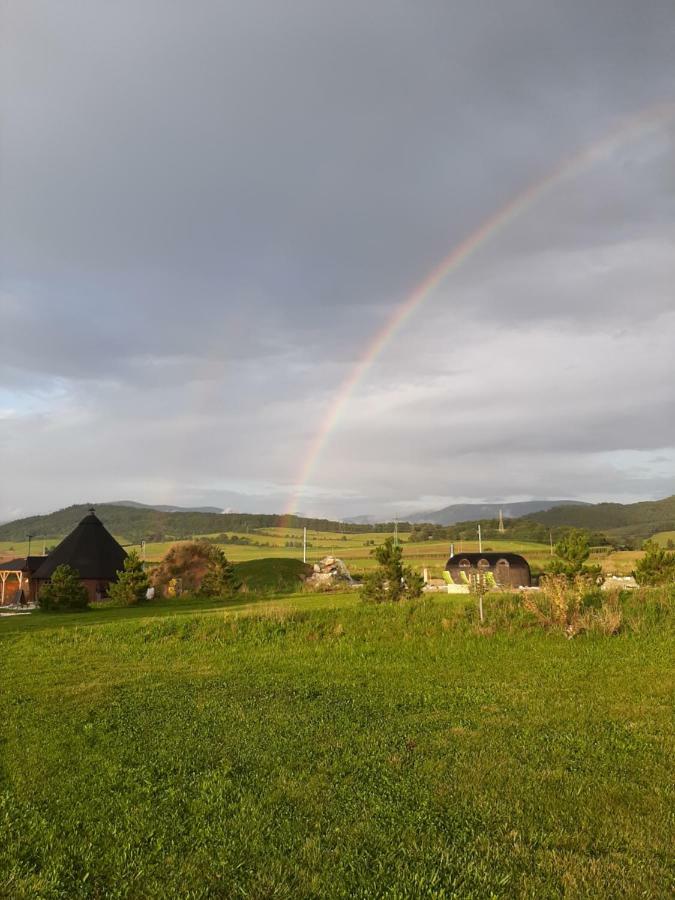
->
[152,542,240,598]
[523,575,622,637]
[634,540,675,586]
[199,547,241,598]
[108,551,150,606]
[38,565,89,611]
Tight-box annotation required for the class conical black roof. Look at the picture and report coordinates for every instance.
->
[33,508,127,581]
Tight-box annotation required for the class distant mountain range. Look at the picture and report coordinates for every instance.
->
[1,495,673,548]
[406,500,590,525]
[110,500,225,514]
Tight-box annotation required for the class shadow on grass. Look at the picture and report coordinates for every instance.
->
[0,589,359,639]
[0,592,278,638]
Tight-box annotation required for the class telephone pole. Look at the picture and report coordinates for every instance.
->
[477,524,482,553]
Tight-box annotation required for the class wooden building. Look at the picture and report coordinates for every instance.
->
[0,556,46,606]
[32,508,127,603]
[445,552,531,588]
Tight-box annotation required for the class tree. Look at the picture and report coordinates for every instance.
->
[38,565,89,611]
[108,551,150,606]
[362,537,423,603]
[634,541,675,586]
[152,541,240,598]
[199,547,240,597]
[550,529,591,577]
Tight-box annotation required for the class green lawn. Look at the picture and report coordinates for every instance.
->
[1,589,673,898]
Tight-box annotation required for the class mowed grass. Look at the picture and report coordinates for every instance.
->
[1,590,673,898]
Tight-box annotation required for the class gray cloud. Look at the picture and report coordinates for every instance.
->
[1,0,674,520]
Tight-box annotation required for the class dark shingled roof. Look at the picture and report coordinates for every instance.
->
[0,556,47,574]
[33,509,127,581]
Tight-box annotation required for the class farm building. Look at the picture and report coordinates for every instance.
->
[0,556,47,606]
[32,508,127,603]
[445,552,531,588]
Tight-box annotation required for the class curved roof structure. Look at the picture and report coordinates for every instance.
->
[446,552,530,567]
[33,508,127,581]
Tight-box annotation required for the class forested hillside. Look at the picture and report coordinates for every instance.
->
[525,495,675,545]
[0,504,409,543]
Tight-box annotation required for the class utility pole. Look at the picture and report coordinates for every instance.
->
[549,531,554,556]
[303,527,307,564]
[498,509,505,534]
[27,534,33,556]
[394,520,398,547]
[477,524,482,553]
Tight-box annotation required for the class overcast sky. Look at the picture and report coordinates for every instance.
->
[1,0,674,521]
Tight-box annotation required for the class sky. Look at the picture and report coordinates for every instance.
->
[1,0,674,522]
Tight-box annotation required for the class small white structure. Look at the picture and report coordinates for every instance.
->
[601,575,639,591]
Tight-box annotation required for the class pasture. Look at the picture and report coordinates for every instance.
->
[1,528,644,580]
[1,585,673,898]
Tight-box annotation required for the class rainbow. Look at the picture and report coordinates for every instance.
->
[284,102,675,516]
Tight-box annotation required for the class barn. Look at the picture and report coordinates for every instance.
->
[445,552,531,588]
[32,507,127,603]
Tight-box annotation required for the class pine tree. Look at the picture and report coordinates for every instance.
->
[38,565,89,611]
[108,551,150,606]
[634,541,675,586]
[362,537,423,603]
[199,547,241,598]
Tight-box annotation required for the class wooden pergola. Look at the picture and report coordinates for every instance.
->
[0,560,26,605]
[0,557,45,606]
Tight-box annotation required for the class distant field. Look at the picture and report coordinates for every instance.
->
[0,530,645,579]
[653,530,675,548]
[1,588,672,897]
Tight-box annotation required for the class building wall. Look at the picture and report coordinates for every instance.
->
[447,558,531,588]
[33,577,114,604]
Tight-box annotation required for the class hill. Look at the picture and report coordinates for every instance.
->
[408,499,588,525]
[0,503,409,544]
[525,494,675,546]
[110,500,225,514]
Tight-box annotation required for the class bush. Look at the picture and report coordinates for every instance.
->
[634,540,675,586]
[108,552,150,606]
[152,542,240,598]
[199,547,241,598]
[38,565,89,611]
[522,575,622,637]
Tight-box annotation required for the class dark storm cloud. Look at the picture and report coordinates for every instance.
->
[1,0,673,518]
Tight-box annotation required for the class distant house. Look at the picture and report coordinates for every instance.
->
[32,507,127,603]
[445,552,531,588]
[0,556,46,606]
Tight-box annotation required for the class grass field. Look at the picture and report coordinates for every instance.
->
[653,530,675,548]
[1,586,673,898]
[1,528,645,582]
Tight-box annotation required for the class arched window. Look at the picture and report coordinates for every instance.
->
[459,558,471,570]
[477,558,490,571]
